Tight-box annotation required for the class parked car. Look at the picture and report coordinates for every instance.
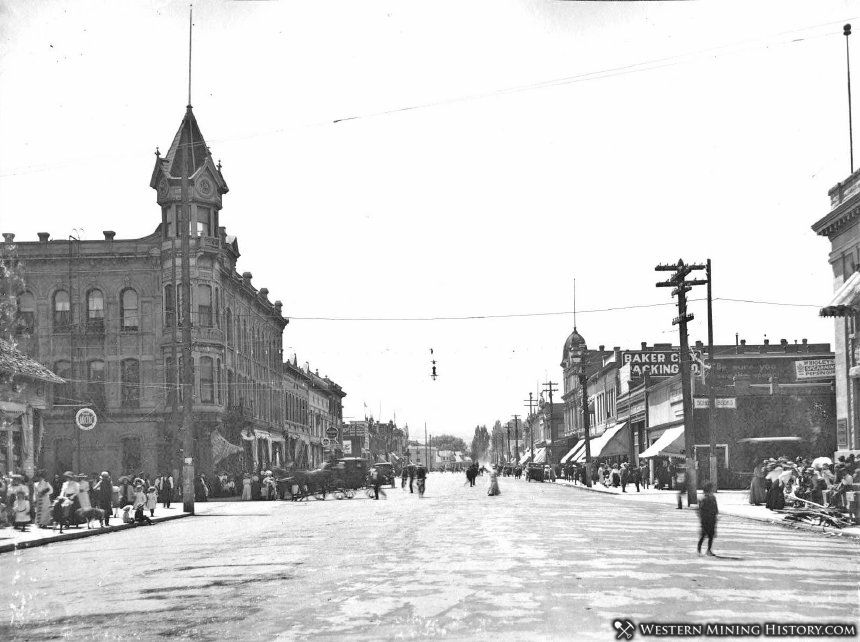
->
[526,463,545,482]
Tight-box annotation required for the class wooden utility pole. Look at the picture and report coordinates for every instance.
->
[512,414,520,464]
[524,393,536,457]
[656,259,707,507]
[543,381,558,464]
[706,259,717,490]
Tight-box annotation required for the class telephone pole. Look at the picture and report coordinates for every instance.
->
[543,381,558,465]
[706,259,717,490]
[511,414,520,464]
[524,393,536,458]
[656,259,707,507]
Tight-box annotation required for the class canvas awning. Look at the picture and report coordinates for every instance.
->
[560,440,584,464]
[519,451,533,466]
[820,270,860,317]
[640,425,685,458]
[532,447,547,464]
[572,423,628,461]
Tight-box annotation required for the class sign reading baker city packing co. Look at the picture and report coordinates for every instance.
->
[794,359,836,380]
[621,351,681,377]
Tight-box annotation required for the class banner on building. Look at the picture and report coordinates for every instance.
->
[794,359,836,380]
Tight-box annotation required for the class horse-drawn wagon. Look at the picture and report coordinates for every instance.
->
[275,457,372,500]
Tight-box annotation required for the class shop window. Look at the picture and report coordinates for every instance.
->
[87,360,106,408]
[197,207,211,237]
[197,284,212,327]
[86,289,105,333]
[16,292,35,334]
[121,288,139,331]
[53,290,71,332]
[200,356,214,404]
[121,358,140,408]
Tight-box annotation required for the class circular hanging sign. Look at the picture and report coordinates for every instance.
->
[75,407,98,431]
[325,427,338,439]
[321,437,331,447]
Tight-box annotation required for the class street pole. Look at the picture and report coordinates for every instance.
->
[706,259,718,491]
[656,259,707,507]
[506,421,511,463]
[512,414,520,464]
[847,24,854,173]
[524,393,535,459]
[581,374,592,487]
[543,381,558,465]
[180,103,195,515]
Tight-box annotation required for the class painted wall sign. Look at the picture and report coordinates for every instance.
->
[794,359,836,380]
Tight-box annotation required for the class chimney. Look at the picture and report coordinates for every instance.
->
[2,233,15,244]
[641,342,647,350]
[599,345,605,352]
[38,232,50,244]
[780,339,788,346]
[763,338,769,345]
[103,231,115,243]
[695,340,703,348]
[740,339,746,346]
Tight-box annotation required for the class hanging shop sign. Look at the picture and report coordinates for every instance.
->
[75,407,98,431]
[342,441,353,455]
[325,427,338,439]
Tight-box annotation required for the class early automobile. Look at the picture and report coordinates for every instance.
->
[526,463,545,482]
[372,462,397,488]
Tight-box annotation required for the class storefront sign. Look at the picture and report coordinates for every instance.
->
[794,359,836,380]
[693,397,737,409]
[621,351,680,377]
[837,418,849,449]
[75,407,97,431]
[325,427,339,439]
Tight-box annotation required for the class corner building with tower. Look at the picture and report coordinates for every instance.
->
[6,105,344,478]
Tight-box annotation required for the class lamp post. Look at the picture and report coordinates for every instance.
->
[570,342,593,487]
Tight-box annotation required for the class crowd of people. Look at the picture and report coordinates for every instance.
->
[748,453,857,511]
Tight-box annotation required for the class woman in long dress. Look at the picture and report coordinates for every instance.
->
[487,471,501,496]
[77,475,92,510]
[241,475,252,500]
[749,460,768,505]
[33,472,53,528]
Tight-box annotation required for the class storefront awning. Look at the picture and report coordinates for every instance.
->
[820,270,860,317]
[518,451,533,466]
[532,447,547,464]
[640,425,685,458]
[560,440,584,464]
[572,423,628,461]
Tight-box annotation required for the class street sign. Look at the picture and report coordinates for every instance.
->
[75,407,97,431]
[694,397,737,409]
[321,437,331,447]
[325,427,338,439]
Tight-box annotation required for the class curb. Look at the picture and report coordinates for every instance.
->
[550,480,860,540]
[0,512,191,554]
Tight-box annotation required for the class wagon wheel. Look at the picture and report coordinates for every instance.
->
[345,489,355,499]
[334,491,345,500]
[365,488,375,498]
[314,490,327,500]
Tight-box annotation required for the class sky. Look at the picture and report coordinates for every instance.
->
[1,0,858,442]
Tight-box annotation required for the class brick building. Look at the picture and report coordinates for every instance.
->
[7,105,344,478]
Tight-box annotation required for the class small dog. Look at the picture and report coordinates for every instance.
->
[75,507,105,529]
[51,497,73,533]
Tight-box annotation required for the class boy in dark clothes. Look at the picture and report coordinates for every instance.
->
[697,481,718,556]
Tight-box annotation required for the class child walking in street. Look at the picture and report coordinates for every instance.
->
[697,482,718,556]
[13,491,31,532]
[146,486,158,517]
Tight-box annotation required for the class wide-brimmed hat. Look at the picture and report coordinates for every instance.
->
[63,470,75,478]
[101,471,110,478]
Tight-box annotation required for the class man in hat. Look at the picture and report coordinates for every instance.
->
[93,471,113,526]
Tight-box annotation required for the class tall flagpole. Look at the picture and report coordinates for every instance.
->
[847,24,854,173]
[188,6,193,106]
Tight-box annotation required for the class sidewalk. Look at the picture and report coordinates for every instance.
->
[0,505,191,554]
[543,478,860,539]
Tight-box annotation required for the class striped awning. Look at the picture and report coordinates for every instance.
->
[532,447,547,464]
[561,440,584,464]
[820,271,860,317]
[640,425,685,458]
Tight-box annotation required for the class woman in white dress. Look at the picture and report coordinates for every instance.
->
[241,475,252,500]
[77,474,92,510]
[487,471,501,496]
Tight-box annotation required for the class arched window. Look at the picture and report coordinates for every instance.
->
[86,289,105,332]
[225,309,233,345]
[197,284,212,327]
[121,358,140,408]
[53,290,71,331]
[200,356,214,404]
[87,360,105,407]
[16,292,35,333]
[121,288,139,331]
[53,360,72,404]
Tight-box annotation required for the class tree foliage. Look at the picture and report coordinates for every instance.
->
[429,434,467,453]
[470,425,490,462]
